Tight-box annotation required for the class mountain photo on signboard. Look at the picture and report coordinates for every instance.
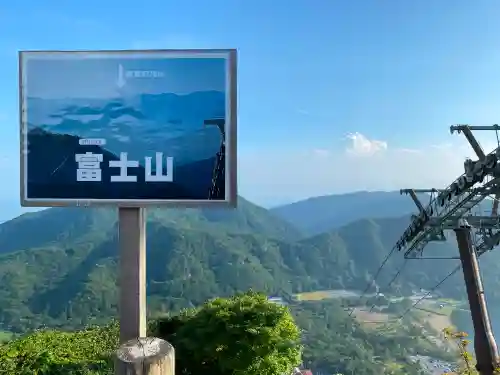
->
[21,53,230,202]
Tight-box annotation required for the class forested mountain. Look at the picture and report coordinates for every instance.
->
[0,197,301,255]
[272,190,497,235]
[271,191,419,235]
[0,192,499,335]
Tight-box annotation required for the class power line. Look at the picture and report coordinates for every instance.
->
[361,247,489,326]
[397,247,490,322]
[376,126,500,375]
[397,265,461,322]
[349,245,398,317]
[360,265,461,325]
[369,258,408,313]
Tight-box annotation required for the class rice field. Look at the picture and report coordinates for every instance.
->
[294,290,335,301]
[294,289,361,301]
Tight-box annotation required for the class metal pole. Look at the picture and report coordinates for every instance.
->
[118,207,147,342]
[454,224,499,375]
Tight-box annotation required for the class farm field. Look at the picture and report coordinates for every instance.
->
[353,309,392,326]
[295,290,334,301]
[294,289,467,334]
[413,299,463,337]
[294,289,367,301]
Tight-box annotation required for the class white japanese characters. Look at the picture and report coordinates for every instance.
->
[145,152,174,182]
[75,151,174,183]
[109,152,139,182]
[75,152,103,182]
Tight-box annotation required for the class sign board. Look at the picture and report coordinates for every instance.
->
[19,49,237,207]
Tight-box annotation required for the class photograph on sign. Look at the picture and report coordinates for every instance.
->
[19,49,237,207]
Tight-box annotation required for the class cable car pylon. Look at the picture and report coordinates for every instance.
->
[396,124,500,375]
[204,118,226,200]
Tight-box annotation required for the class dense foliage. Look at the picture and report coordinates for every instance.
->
[0,197,494,334]
[294,300,455,375]
[0,192,493,374]
[0,292,301,375]
[0,291,456,375]
[0,323,118,374]
[150,291,301,375]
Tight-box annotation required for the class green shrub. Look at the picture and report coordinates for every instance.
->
[0,291,301,375]
[0,322,118,374]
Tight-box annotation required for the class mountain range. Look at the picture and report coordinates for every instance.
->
[27,90,226,166]
[1,190,499,334]
[25,128,221,201]
[270,191,422,236]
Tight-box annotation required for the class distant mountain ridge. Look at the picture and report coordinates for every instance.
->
[273,190,498,236]
[2,190,500,334]
[0,196,302,255]
[27,90,226,165]
[271,191,421,235]
[26,128,219,200]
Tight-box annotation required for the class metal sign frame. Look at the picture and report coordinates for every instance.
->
[19,49,237,208]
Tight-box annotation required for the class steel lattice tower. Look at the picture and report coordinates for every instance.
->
[204,118,226,200]
[396,124,500,375]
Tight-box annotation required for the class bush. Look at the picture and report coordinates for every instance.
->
[151,290,302,375]
[0,291,301,375]
[0,322,118,374]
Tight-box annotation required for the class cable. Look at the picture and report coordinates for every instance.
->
[397,246,490,322]
[349,245,398,317]
[352,184,494,319]
[396,265,461,322]
[369,259,408,313]
[360,265,459,326]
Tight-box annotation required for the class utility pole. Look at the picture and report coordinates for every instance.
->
[395,125,500,375]
[454,220,499,375]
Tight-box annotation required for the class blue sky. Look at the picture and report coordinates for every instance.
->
[1,0,500,216]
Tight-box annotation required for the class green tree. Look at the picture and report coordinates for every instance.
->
[442,328,500,375]
[1,292,302,374]
[0,322,118,374]
[152,290,302,375]
[442,328,478,375]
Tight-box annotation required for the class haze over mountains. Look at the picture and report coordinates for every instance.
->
[1,190,499,335]
[271,191,421,236]
[27,91,225,166]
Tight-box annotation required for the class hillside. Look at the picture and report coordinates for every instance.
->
[272,190,498,236]
[1,194,500,335]
[0,197,301,255]
[297,217,465,297]
[271,191,420,235]
[0,293,444,375]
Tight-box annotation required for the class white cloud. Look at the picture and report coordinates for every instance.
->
[345,132,388,156]
[238,132,500,207]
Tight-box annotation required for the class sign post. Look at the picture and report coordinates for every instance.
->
[19,49,237,372]
[119,207,146,342]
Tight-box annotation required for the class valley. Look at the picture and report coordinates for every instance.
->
[0,191,490,374]
[295,287,465,341]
